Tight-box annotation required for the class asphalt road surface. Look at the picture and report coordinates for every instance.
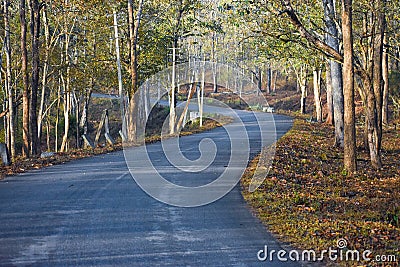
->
[0,111,301,266]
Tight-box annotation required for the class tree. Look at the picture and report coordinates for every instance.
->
[127,0,144,142]
[323,0,344,147]
[20,0,30,158]
[29,0,41,156]
[325,60,334,125]
[354,0,386,168]
[382,33,389,125]
[342,0,357,172]
[4,0,15,159]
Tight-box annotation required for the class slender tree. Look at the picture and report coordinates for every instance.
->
[323,0,344,147]
[4,0,15,159]
[342,0,357,172]
[30,0,41,156]
[325,61,334,125]
[382,33,389,125]
[20,0,30,157]
[313,67,323,122]
[37,4,50,144]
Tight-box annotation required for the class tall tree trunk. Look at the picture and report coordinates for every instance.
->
[358,2,385,169]
[20,0,30,158]
[30,0,41,156]
[128,0,141,97]
[211,31,218,93]
[323,0,344,147]
[168,2,184,135]
[127,0,144,142]
[170,46,177,134]
[364,78,382,168]
[113,11,125,134]
[382,33,389,125]
[342,0,357,172]
[60,75,70,152]
[60,27,71,152]
[72,91,80,148]
[55,78,61,152]
[325,61,334,125]
[313,68,323,122]
[200,60,205,127]
[4,0,15,159]
[370,3,385,168]
[38,4,50,144]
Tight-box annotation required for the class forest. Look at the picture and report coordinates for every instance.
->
[0,0,399,265]
[0,0,399,174]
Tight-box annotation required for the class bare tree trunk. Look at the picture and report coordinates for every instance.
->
[300,66,307,114]
[73,91,80,148]
[113,11,125,133]
[46,119,50,151]
[60,30,71,152]
[168,1,185,135]
[4,0,15,159]
[325,61,334,125]
[364,79,382,168]
[38,5,50,144]
[382,33,389,125]
[29,0,41,156]
[257,67,262,94]
[266,67,271,94]
[358,2,385,169]
[370,3,385,168]
[20,0,30,158]
[127,0,144,141]
[170,47,177,134]
[272,70,278,92]
[55,79,61,152]
[313,68,323,122]
[342,0,357,172]
[211,31,218,93]
[323,0,344,147]
[60,79,70,152]
[200,60,205,127]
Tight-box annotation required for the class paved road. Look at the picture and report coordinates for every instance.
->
[0,111,300,266]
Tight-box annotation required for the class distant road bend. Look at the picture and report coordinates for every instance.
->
[0,109,298,266]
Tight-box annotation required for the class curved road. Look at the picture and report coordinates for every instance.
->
[0,111,298,266]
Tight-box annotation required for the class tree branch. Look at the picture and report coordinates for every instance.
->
[280,0,344,63]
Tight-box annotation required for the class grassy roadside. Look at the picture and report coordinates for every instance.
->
[241,119,399,266]
[0,115,232,179]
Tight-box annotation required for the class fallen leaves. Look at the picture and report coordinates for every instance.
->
[241,119,400,266]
